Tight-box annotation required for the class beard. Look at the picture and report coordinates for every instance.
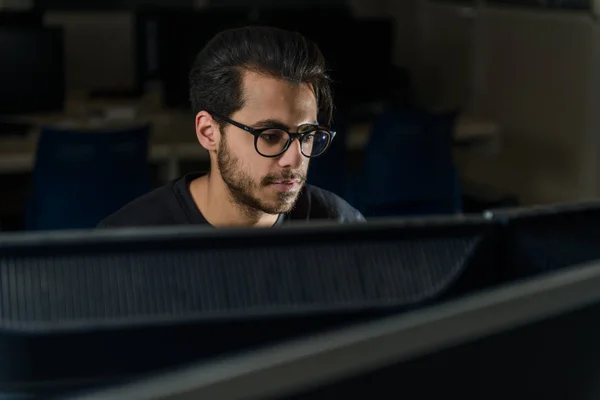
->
[217,135,306,217]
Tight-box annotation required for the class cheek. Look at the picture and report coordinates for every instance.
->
[302,159,310,172]
[227,136,257,167]
[243,151,273,180]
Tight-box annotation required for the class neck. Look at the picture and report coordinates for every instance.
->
[190,173,279,228]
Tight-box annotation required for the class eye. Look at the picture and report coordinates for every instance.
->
[298,124,319,134]
[256,129,290,156]
[302,134,315,143]
[259,129,286,143]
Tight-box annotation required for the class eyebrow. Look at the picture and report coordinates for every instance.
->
[252,119,320,130]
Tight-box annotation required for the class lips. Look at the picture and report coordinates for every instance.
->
[270,180,301,192]
[272,180,300,185]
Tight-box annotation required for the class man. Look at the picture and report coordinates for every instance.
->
[99,26,364,228]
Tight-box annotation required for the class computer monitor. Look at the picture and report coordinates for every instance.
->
[0,11,43,27]
[491,200,600,282]
[0,215,496,397]
[329,18,395,108]
[0,26,65,114]
[73,258,600,400]
[134,8,251,106]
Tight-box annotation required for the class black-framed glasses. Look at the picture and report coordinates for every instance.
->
[210,112,336,158]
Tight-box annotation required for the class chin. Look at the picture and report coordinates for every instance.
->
[276,203,296,214]
[262,195,298,214]
[265,201,295,215]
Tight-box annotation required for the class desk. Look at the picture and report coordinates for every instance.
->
[0,110,208,180]
[0,110,501,181]
[345,115,501,151]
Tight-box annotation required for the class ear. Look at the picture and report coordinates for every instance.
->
[195,111,220,152]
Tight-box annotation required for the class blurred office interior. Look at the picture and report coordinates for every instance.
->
[0,0,599,229]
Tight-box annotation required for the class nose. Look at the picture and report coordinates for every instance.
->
[277,138,304,169]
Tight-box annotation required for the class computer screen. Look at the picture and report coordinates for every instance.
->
[327,18,395,108]
[0,215,496,397]
[0,11,43,26]
[0,26,65,114]
[74,258,600,400]
[134,8,251,105]
[491,201,600,281]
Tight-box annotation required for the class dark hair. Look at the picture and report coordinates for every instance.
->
[189,26,333,126]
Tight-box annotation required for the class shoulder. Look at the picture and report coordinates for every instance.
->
[97,182,185,228]
[294,184,365,222]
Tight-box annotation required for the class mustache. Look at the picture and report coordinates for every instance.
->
[261,171,307,185]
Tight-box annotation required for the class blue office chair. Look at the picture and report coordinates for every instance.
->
[357,108,462,217]
[306,115,354,202]
[26,124,152,230]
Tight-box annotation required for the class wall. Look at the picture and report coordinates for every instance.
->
[438,7,600,205]
[471,8,600,204]
[383,0,476,110]
[415,1,475,109]
[406,2,600,205]
[385,0,420,68]
[350,0,388,16]
[0,0,33,9]
[35,0,191,8]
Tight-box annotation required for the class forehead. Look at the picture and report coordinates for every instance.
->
[238,70,318,126]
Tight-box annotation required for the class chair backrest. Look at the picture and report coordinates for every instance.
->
[306,116,350,199]
[27,124,152,230]
[360,108,461,217]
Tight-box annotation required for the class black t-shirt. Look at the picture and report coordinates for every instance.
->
[98,172,365,228]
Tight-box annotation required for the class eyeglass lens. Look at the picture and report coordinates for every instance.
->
[256,129,330,157]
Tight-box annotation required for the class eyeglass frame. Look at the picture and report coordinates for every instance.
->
[209,112,336,158]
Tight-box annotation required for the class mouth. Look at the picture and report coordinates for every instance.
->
[269,180,301,192]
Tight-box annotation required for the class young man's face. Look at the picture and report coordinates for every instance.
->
[216,71,319,215]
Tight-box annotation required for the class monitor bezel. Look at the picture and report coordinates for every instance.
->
[71,258,600,400]
[0,213,492,251]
